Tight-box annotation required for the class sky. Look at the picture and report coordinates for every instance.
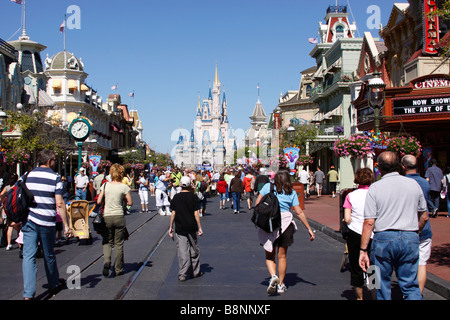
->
[1,0,396,155]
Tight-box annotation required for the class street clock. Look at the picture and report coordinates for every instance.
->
[69,117,91,141]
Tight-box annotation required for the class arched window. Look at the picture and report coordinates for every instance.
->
[335,25,345,39]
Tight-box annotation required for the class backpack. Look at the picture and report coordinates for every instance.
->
[251,183,281,233]
[199,181,208,192]
[2,172,35,223]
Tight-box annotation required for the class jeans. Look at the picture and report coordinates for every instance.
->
[75,188,87,200]
[427,190,440,213]
[447,195,450,216]
[22,220,59,299]
[370,230,422,300]
[232,192,241,211]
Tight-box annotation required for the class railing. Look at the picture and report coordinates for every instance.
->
[327,5,347,14]
[315,124,344,136]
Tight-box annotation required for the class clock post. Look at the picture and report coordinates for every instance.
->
[69,113,92,171]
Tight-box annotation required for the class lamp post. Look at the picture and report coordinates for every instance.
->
[287,125,295,145]
[0,110,7,147]
[367,73,386,135]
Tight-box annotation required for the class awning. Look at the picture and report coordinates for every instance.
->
[38,89,55,107]
[310,111,324,122]
[68,80,78,90]
[323,104,343,120]
[80,83,89,91]
[52,79,61,89]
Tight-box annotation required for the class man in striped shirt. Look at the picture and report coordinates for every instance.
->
[22,150,72,300]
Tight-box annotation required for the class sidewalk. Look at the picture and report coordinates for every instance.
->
[302,193,450,300]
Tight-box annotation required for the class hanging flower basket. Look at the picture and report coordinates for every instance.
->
[296,154,314,167]
[2,148,31,165]
[385,135,422,157]
[333,134,373,159]
[135,163,145,170]
[99,160,112,167]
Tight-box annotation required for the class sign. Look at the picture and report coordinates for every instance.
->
[392,95,450,115]
[89,155,101,176]
[412,77,450,89]
[423,0,440,55]
[283,147,300,176]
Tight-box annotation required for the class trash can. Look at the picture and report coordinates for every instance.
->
[292,182,305,210]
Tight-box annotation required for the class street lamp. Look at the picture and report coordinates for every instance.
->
[287,125,295,145]
[367,73,386,135]
[0,110,7,147]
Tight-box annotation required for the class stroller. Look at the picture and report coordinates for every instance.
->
[67,200,93,245]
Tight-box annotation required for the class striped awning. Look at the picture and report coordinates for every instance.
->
[324,104,343,120]
[310,111,324,122]
[39,89,55,107]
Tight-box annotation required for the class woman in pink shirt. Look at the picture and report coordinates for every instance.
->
[343,168,374,300]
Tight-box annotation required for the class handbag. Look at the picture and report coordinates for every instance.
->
[93,183,107,235]
[93,212,106,235]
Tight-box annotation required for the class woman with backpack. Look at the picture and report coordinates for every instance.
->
[255,169,315,295]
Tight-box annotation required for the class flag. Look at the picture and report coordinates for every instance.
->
[59,20,65,33]
[111,85,117,90]
[129,92,134,98]
[308,37,318,44]
[10,0,22,4]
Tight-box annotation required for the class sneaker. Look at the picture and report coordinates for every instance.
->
[6,245,13,251]
[267,275,279,295]
[103,264,110,277]
[277,283,287,293]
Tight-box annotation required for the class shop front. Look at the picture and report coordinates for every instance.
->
[354,74,450,174]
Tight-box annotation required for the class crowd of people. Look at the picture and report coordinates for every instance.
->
[1,148,449,300]
[343,152,450,300]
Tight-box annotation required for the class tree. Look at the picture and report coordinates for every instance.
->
[280,124,319,152]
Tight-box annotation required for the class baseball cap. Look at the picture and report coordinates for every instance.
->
[180,176,191,187]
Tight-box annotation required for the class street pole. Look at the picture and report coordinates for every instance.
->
[78,142,83,170]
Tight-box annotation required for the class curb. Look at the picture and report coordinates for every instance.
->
[307,218,450,300]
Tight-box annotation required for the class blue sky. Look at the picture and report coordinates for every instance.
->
[1,0,395,154]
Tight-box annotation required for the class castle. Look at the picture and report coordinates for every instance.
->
[174,65,236,170]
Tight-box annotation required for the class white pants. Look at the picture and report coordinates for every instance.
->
[139,190,149,205]
[155,189,170,208]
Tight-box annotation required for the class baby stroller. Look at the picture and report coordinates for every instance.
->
[67,200,93,245]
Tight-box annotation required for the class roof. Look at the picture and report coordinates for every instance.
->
[46,50,84,72]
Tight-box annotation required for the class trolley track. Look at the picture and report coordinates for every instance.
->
[40,211,169,300]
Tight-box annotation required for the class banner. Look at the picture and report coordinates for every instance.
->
[283,146,300,176]
[89,155,102,176]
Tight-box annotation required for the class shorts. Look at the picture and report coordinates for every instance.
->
[274,223,295,248]
[316,182,323,190]
[419,238,432,266]
[243,191,254,200]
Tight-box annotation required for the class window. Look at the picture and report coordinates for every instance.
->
[21,51,34,72]
[335,25,345,39]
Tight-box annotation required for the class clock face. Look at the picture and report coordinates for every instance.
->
[70,120,90,140]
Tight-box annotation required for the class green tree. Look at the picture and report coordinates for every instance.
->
[280,124,319,152]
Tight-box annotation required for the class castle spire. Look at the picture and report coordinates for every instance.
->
[214,61,220,86]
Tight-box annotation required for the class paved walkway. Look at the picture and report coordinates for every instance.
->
[302,193,450,299]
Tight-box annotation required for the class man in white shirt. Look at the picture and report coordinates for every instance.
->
[74,168,89,200]
[298,167,310,198]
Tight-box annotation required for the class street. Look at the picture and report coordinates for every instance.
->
[0,190,446,302]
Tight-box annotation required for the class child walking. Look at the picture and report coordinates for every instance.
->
[216,174,228,209]
[169,176,204,282]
